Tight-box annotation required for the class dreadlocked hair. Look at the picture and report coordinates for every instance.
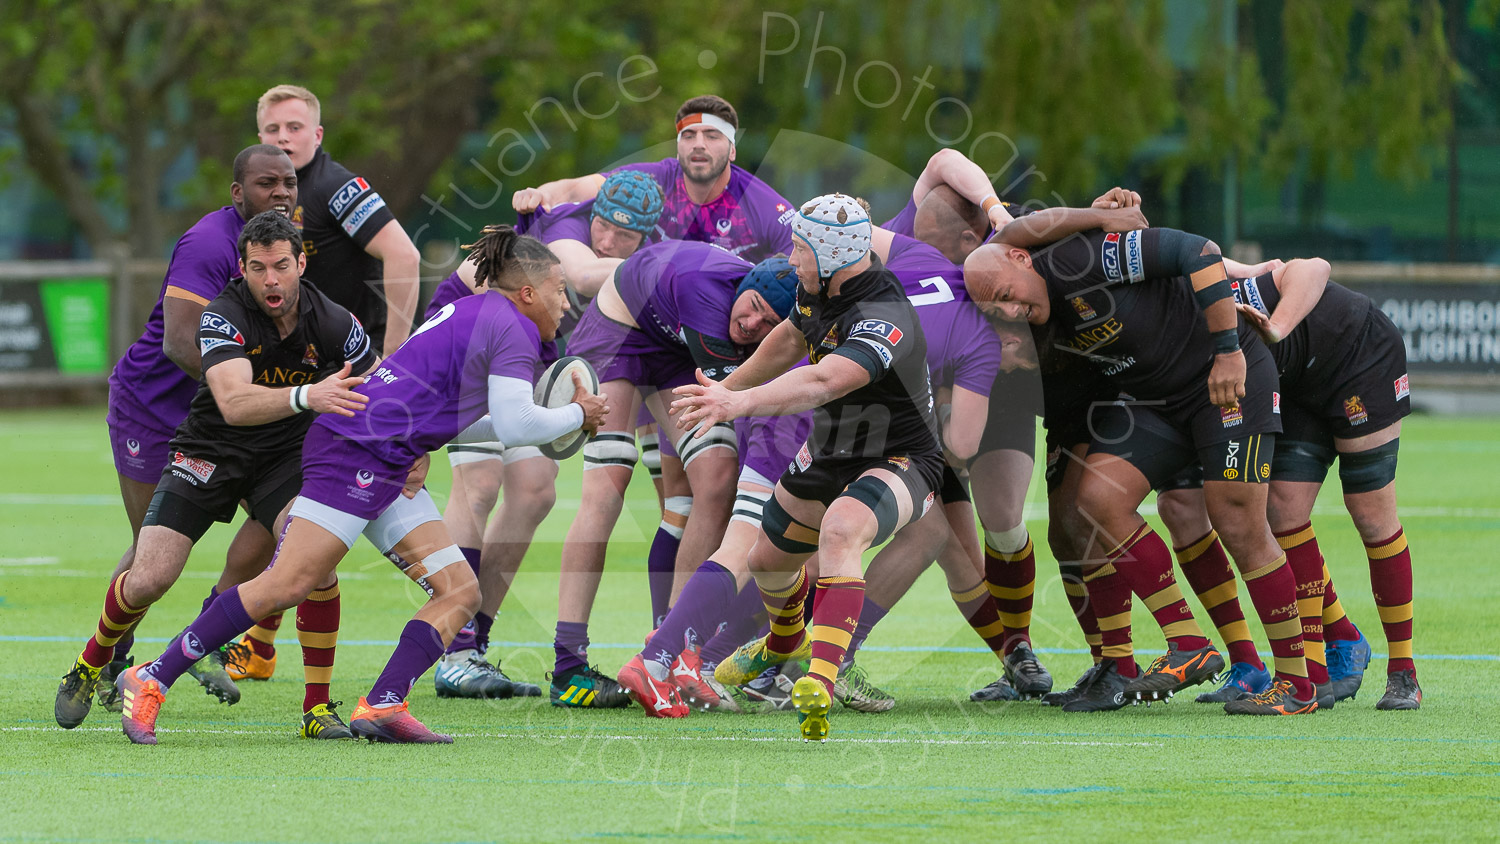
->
[462,225,559,291]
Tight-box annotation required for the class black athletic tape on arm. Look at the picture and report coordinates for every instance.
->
[1194,279,1231,310]
[1212,328,1240,354]
[842,475,901,546]
[1338,438,1400,494]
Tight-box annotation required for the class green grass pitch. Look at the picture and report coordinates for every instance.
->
[2,407,1497,842]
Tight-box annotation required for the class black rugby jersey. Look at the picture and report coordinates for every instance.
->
[1232,274,1374,389]
[789,255,940,461]
[179,278,377,458]
[1029,228,1257,399]
[293,147,397,343]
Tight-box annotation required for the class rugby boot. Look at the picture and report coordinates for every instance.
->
[1224,678,1318,715]
[492,659,542,697]
[1375,669,1422,711]
[96,657,132,713]
[1195,661,1272,703]
[434,650,514,699]
[617,655,689,718]
[1316,682,1336,711]
[740,666,796,712]
[790,676,833,742]
[1326,627,1372,701]
[703,674,745,713]
[548,665,631,709]
[1125,643,1224,701]
[670,644,725,711]
[349,697,452,743]
[300,700,354,739]
[1042,663,1102,707]
[222,637,276,681]
[118,664,165,745]
[1002,646,1053,699]
[55,657,101,729]
[833,660,895,712]
[970,674,1021,702]
[1060,660,1135,713]
[186,648,241,705]
[713,633,811,687]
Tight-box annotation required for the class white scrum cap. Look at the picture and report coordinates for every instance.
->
[791,193,871,278]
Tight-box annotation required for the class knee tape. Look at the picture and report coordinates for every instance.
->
[583,431,639,471]
[1273,439,1337,485]
[761,495,820,555]
[842,475,901,547]
[660,494,693,539]
[984,523,1030,555]
[1338,438,1399,494]
[639,432,663,479]
[674,422,736,468]
[732,488,773,527]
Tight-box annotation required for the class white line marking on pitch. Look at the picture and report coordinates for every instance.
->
[0,557,58,566]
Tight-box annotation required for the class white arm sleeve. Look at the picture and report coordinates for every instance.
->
[486,373,585,447]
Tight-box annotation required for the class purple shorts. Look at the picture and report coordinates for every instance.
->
[566,308,694,394]
[297,425,415,521]
[106,386,183,485]
[736,412,814,487]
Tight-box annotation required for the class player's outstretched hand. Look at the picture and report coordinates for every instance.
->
[571,371,610,436]
[1097,205,1149,232]
[309,362,368,417]
[1091,187,1143,210]
[402,454,430,499]
[1236,302,1281,345]
[512,187,547,214]
[1208,349,1247,409]
[670,369,742,437]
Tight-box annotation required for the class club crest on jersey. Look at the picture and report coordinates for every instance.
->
[820,327,840,349]
[302,343,319,366]
[887,456,911,471]
[1343,395,1369,426]
[125,439,140,457]
[329,176,372,217]
[1070,296,1097,321]
[715,218,733,235]
[172,452,216,483]
[355,470,374,489]
[1394,374,1410,400]
[1220,405,1243,427]
[798,304,812,317]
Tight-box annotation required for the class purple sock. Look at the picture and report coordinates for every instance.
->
[473,611,494,654]
[367,619,446,706]
[200,586,219,615]
[647,527,681,628]
[554,620,590,676]
[143,585,255,689]
[844,596,890,666]
[445,619,478,655]
[460,546,481,577]
[645,561,736,668]
[700,582,768,666]
[113,629,136,663]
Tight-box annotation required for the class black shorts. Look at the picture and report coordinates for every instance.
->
[1087,399,1276,488]
[978,368,1043,457]
[939,464,970,504]
[1286,318,1411,442]
[148,443,302,536]
[780,443,945,516]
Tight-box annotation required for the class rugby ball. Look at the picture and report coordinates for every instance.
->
[533,356,600,460]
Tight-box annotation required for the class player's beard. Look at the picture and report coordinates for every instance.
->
[681,152,729,186]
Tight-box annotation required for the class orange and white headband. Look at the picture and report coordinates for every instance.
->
[675,113,736,145]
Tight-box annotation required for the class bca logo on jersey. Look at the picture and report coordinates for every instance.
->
[851,319,903,345]
[199,312,244,356]
[343,317,369,358]
[329,177,372,217]
[1101,231,1145,284]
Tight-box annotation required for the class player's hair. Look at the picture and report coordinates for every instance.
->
[232,144,289,185]
[675,95,738,129]
[921,185,987,237]
[257,84,321,127]
[463,225,560,291]
[237,210,303,262]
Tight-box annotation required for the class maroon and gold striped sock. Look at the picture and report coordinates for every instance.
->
[1176,530,1263,668]
[1277,523,1329,685]
[245,611,282,659]
[808,577,865,694]
[759,567,809,654]
[949,578,1007,661]
[1321,562,1360,642]
[1082,563,1136,678]
[82,570,149,669]
[297,580,340,712]
[1366,527,1415,676]
[1060,562,1103,662]
[984,534,1035,654]
[1108,525,1209,651]
[1241,555,1311,698]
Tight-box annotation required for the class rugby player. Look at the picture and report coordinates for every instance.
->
[117,227,608,744]
[1231,263,1419,709]
[548,242,795,708]
[60,145,297,719]
[967,210,1316,716]
[421,171,664,699]
[514,95,793,263]
[673,194,944,741]
[58,212,377,736]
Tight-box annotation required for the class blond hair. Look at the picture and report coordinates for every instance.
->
[256,85,321,128]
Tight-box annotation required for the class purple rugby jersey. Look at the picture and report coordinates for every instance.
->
[735,360,815,485]
[613,160,792,263]
[422,272,558,374]
[316,291,543,471]
[516,199,596,245]
[885,234,1003,396]
[613,240,752,352]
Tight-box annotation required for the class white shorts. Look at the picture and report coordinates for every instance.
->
[447,442,546,467]
[287,488,464,577]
